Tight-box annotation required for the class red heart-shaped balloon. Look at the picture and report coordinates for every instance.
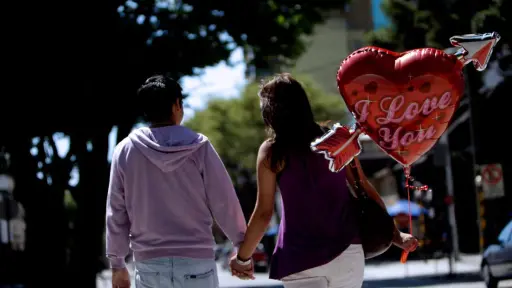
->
[337,47,465,166]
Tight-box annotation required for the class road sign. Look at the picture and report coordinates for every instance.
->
[480,164,505,199]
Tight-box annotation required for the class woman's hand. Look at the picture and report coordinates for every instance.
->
[229,254,255,280]
[393,231,419,252]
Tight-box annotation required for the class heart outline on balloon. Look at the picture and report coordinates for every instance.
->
[342,72,462,166]
[311,32,500,172]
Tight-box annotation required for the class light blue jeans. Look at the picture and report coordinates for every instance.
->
[134,257,219,288]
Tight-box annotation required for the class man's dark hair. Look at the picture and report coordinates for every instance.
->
[138,75,184,123]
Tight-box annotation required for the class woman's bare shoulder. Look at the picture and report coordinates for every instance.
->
[259,139,273,154]
[257,140,273,166]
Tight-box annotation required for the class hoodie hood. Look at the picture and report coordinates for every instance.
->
[129,126,208,172]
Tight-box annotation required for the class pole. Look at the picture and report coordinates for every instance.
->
[439,134,460,276]
[464,69,484,253]
[5,190,10,246]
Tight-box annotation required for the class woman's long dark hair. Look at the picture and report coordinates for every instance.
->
[259,73,324,172]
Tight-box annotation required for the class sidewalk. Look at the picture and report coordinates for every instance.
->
[96,254,482,288]
[364,254,481,281]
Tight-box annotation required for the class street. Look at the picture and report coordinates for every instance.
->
[364,280,512,288]
[362,275,512,287]
[97,255,512,288]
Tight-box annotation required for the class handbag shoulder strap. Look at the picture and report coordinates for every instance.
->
[347,160,368,199]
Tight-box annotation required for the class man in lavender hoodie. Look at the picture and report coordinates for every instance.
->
[106,75,247,288]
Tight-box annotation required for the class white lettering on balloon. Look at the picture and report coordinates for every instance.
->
[353,92,451,150]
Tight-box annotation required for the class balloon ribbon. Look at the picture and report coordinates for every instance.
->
[400,167,428,263]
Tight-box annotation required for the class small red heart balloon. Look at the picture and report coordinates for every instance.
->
[337,47,465,166]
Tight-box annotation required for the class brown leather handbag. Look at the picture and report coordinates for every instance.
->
[347,160,395,259]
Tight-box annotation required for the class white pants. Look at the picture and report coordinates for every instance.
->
[282,244,364,288]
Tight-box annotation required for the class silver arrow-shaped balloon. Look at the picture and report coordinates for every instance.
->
[449,32,501,71]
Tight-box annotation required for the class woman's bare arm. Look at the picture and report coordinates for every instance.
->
[345,157,387,210]
[237,141,277,260]
[346,157,401,242]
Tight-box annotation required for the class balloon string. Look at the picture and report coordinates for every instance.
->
[400,176,412,263]
[400,169,428,264]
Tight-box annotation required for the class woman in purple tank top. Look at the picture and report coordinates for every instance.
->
[230,73,418,288]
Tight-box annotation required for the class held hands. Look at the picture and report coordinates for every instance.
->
[393,231,419,252]
[112,267,131,288]
[229,254,255,280]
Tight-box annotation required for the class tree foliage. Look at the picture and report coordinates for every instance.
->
[365,0,509,51]
[185,74,349,182]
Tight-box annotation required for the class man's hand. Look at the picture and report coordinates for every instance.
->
[393,231,419,252]
[112,267,130,288]
[229,255,255,280]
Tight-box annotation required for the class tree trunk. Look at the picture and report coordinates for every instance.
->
[117,118,137,143]
[69,127,111,288]
[6,137,69,288]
